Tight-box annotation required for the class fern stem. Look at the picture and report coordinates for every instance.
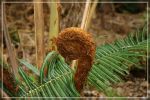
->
[85,0,98,31]
[81,0,91,30]
[48,0,60,51]
[34,0,45,69]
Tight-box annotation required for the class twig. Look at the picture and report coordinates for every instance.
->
[34,0,45,69]
[3,4,19,79]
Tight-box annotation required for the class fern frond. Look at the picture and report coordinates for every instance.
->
[18,51,79,97]
[26,72,79,97]
[88,26,149,93]
[19,59,40,76]
[18,26,149,97]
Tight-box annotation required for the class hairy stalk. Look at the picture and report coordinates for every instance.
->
[34,0,45,68]
[56,27,95,92]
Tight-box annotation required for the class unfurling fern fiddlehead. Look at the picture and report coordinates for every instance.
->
[56,27,96,93]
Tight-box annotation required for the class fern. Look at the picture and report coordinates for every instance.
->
[18,51,79,97]
[17,26,149,97]
[88,26,149,94]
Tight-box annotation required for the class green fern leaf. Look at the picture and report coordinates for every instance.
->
[18,26,149,97]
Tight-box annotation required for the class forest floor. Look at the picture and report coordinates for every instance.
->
[1,2,149,98]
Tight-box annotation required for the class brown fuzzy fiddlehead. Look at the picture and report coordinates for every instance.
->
[56,27,95,92]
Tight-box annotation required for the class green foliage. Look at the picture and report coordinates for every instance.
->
[88,26,148,93]
[19,59,40,76]
[17,26,149,97]
[18,51,79,97]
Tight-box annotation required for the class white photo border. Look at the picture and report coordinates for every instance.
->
[1,1,149,99]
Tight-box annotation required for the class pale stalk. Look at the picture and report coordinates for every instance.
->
[81,0,91,30]
[85,0,98,31]
[3,4,19,79]
[34,0,45,69]
[48,0,60,51]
